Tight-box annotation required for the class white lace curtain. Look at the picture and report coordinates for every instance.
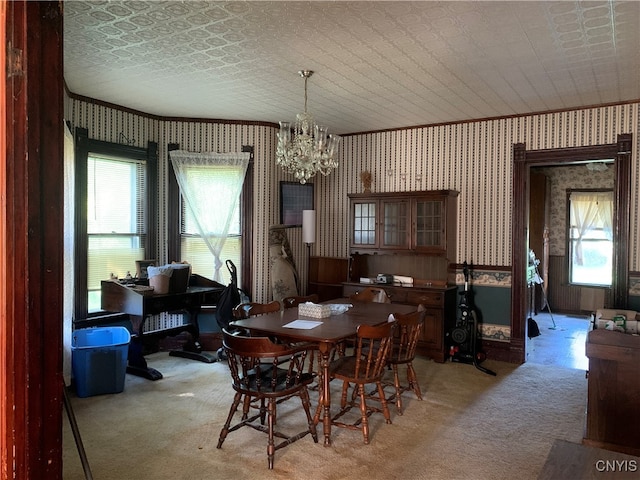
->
[169,151,250,281]
[570,191,613,265]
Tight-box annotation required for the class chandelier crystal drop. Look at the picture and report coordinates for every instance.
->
[276,70,341,184]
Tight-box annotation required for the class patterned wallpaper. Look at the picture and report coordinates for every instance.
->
[329,106,640,280]
[65,93,640,302]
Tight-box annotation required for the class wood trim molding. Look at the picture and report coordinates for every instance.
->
[167,143,180,263]
[613,134,632,307]
[2,2,65,477]
[511,135,632,364]
[240,145,254,295]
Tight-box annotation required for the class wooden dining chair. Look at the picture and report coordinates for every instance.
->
[282,294,319,309]
[340,287,391,356]
[232,300,281,319]
[231,300,288,351]
[349,286,391,303]
[282,294,322,381]
[217,330,318,469]
[315,320,397,444]
[226,301,281,340]
[384,305,426,414]
[232,299,312,387]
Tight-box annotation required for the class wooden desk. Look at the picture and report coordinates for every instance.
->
[231,300,416,446]
[101,275,224,380]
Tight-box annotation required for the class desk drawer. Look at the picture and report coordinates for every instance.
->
[406,291,443,307]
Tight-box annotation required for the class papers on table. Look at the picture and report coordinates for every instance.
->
[283,319,323,330]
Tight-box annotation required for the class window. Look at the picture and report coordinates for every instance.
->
[74,128,157,319]
[86,155,146,311]
[168,148,251,288]
[180,180,242,286]
[567,190,613,286]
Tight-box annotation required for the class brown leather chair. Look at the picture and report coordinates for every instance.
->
[217,330,318,469]
[349,286,391,303]
[384,306,426,414]
[315,320,396,444]
[282,294,319,309]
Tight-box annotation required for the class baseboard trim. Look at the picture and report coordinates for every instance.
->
[482,339,524,364]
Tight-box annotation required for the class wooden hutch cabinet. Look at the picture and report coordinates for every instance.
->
[308,256,350,302]
[345,190,459,362]
[350,190,457,256]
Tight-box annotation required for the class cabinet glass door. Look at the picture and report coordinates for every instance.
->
[382,200,409,248]
[352,201,377,246]
[415,199,442,248]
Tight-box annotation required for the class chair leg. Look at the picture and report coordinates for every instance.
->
[340,381,350,408]
[300,388,319,443]
[406,362,423,400]
[217,392,243,448]
[357,384,370,444]
[241,394,251,420]
[313,384,324,423]
[376,381,392,425]
[391,364,403,414]
[260,398,268,425]
[267,398,276,469]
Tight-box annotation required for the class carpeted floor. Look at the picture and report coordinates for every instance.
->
[63,352,595,480]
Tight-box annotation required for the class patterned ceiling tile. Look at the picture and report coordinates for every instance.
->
[63,1,640,135]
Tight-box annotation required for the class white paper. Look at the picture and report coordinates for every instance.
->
[283,319,323,330]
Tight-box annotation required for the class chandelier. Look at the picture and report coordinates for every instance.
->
[276,70,341,184]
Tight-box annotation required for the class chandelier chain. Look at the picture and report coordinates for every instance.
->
[304,75,308,113]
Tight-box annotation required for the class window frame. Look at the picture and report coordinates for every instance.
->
[167,144,254,295]
[74,127,157,320]
[566,188,614,287]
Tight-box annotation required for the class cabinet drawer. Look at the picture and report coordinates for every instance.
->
[406,291,443,306]
[387,289,407,304]
[342,284,406,303]
[342,284,362,298]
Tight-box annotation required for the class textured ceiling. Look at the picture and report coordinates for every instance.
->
[63,1,640,135]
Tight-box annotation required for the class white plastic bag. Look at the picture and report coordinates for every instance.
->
[328,304,353,316]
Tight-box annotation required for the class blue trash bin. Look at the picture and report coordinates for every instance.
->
[72,326,131,398]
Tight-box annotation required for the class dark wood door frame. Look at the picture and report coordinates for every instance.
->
[511,134,632,363]
[3,1,65,478]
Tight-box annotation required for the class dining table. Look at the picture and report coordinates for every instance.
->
[230,298,417,446]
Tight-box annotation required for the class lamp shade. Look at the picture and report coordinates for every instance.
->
[302,210,316,244]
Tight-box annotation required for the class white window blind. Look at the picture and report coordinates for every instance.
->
[87,154,146,311]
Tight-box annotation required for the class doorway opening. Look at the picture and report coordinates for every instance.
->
[510,134,632,364]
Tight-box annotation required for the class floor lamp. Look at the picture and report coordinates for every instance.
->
[302,210,315,295]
